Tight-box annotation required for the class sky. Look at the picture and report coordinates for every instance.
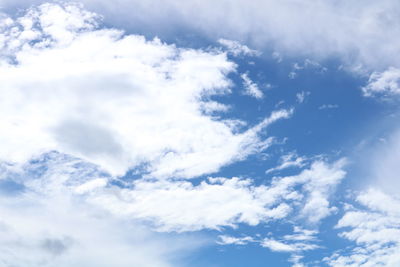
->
[0,1,400,267]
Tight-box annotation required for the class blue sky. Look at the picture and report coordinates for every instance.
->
[1,1,400,267]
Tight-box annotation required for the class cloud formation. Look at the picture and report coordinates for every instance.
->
[362,67,400,97]
[0,150,346,265]
[240,72,264,99]
[0,2,291,178]
[0,2,368,266]
[0,153,202,267]
[326,189,400,267]
[57,0,400,71]
[90,158,345,232]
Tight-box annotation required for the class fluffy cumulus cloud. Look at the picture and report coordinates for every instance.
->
[325,189,400,267]
[362,67,400,97]
[0,2,293,178]
[91,158,346,232]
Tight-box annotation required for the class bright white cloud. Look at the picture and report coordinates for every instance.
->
[240,72,264,99]
[260,227,320,267]
[288,159,347,224]
[295,91,308,104]
[326,189,400,267]
[87,158,346,231]
[261,238,319,253]
[362,67,400,97]
[218,227,319,250]
[218,38,260,57]
[266,152,306,174]
[217,226,319,266]
[283,227,318,242]
[217,235,254,245]
[89,176,293,232]
[0,3,291,178]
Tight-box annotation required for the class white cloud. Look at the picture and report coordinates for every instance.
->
[283,227,318,242]
[2,0,400,73]
[260,226,320,266]
[200,101,230,114]
[0,151,347,266]
[303,59,328,73]
[325,189,400,267]
[272,51,283,63]
[319,104,339,110]
[0,151,346,234]
[290,60,327,80]
[0,3,291,178]
[362,67,400,97]
[217,235,254,245]
[86,158,346,232]
[216,226,319,266]
[262,239,298,252]
[325,125,400,266]
[296,91,309,103]
[293,63,304,71]
[55,0,400,72]
[297,159,347,224]
[240,72,264,99]
[0,153,204,267]
[266,152,306,174]
[0,3,357,265]
[0,131,348,266]
[74,178,107,194]
[89,176,293,232]
[289,71,298,79]
[363,128,400,195]
[218,38,260,57]
[261,238,319,253]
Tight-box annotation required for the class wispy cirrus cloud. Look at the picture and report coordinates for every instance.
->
[240,72,264,99]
